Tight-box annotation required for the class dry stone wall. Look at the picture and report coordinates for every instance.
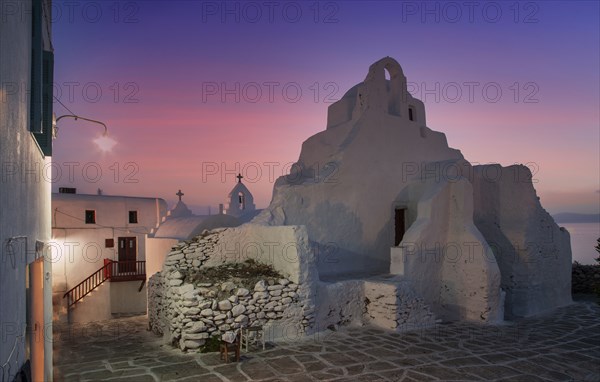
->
[148,228,315,352]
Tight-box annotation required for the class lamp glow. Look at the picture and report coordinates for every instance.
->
[94,135,117,152]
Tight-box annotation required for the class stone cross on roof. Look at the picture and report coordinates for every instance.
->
[176,189,184,201]
[237,173,243,183]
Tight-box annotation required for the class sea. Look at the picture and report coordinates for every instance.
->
[561,222,600,265]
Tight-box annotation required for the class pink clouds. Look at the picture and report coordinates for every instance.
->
[49,1,599,215]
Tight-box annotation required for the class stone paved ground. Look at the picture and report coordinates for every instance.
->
[54,300,600,381]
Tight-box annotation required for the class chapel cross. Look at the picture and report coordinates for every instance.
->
[176,189,184,201]
[236,173,243,183]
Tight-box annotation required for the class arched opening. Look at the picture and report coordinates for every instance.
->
[380,60,403,117]
[381,58,402,80]
[238,192,245,210]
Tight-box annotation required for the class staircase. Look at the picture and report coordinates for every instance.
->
[63,260,146,308]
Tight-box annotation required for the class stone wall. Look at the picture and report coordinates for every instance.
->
[315,277,437,333]
[572,262,600,294]
[472,164,572,319]
[147,228,315,352]
[314,280,365,331]
[363,278,436,330]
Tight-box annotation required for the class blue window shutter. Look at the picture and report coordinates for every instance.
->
[30,0,43,134]
[34,50,54,156]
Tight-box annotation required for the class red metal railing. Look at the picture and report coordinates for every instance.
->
[110,260,146,282]
[63,260,146,308]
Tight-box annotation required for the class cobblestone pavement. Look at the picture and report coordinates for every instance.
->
[54,300,600,382]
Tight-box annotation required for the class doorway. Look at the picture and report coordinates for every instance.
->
[394,208,406,246]
[118,237,137,273]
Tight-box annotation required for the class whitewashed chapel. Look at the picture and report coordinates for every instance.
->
[148,58,572,351]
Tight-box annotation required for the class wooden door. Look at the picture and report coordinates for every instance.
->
[118,237,137,273]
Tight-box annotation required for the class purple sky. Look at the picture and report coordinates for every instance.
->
[49,1,599,215]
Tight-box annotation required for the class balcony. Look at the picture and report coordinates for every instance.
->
[64,259,146,308]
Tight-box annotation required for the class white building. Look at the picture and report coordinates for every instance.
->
[150,58,572,338]
[146,182,260,282]
[51,180,260,324]
[224,174,257,218]
[152,189,243,241]
[51,189,167,323]
[252,57,572,323]
[0,0,54,380]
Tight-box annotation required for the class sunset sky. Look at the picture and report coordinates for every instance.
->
[49,1,599,215]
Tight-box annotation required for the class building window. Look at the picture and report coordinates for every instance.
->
[129,211,138,224]
[105,239,114,248]
[408,106,415,121]
[30,0,43,134]
[58,187,76,194]
[85,210,96,224]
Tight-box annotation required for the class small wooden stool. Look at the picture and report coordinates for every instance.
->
[219,334,241,363]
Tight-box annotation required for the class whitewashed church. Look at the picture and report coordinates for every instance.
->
[148,58,572,344]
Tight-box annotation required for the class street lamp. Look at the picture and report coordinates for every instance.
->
[52,114,116,152]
